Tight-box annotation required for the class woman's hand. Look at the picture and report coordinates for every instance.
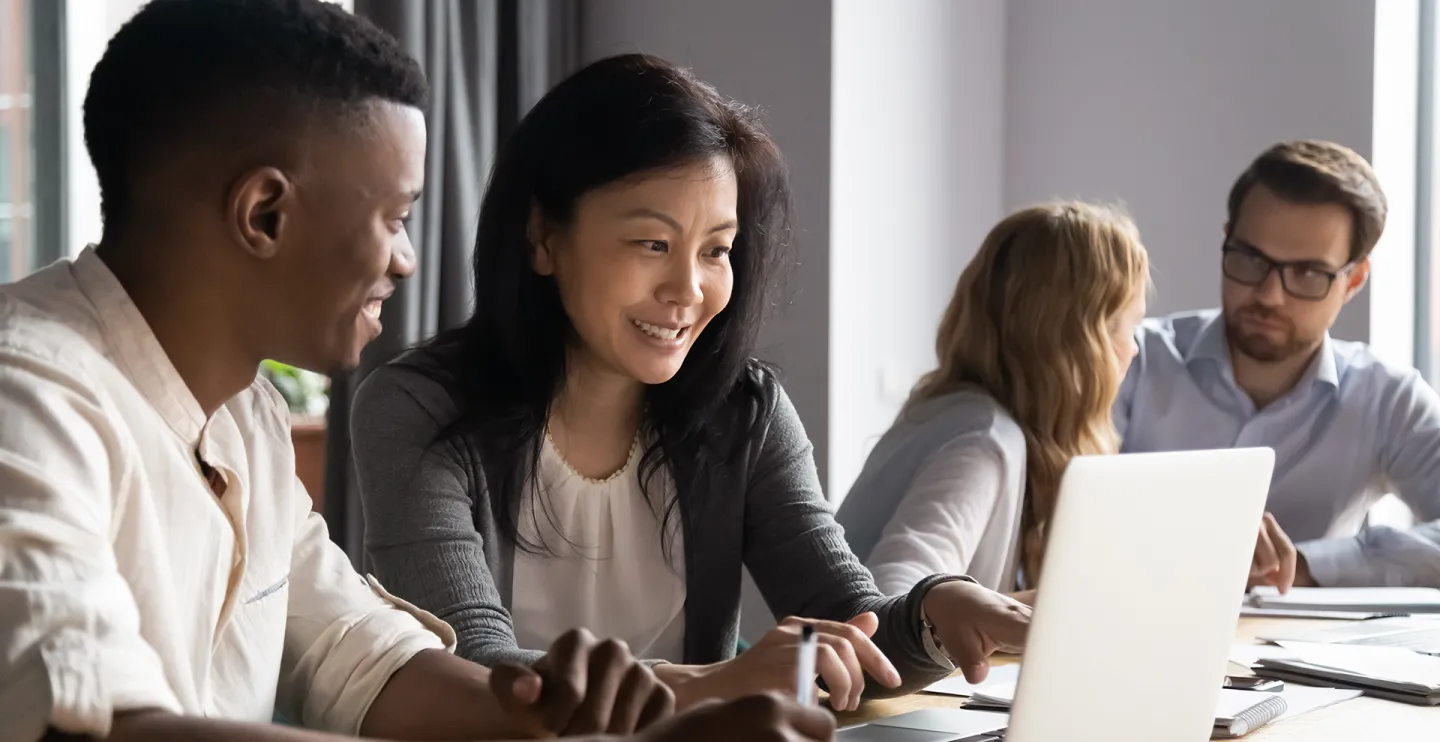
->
[656,613,901,712]
[1004,589,1037,606]
[922,579,1031,684]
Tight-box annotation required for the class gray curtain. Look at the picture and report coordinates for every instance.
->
[324,0,581,564]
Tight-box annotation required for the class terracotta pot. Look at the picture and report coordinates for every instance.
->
[291,419,327,512]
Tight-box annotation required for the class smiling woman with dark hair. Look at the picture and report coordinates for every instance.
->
[352,53,1029,713]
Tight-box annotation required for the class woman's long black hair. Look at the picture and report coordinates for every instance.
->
[414,54,792,557]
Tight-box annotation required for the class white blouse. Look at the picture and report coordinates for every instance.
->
[510,432,687,662]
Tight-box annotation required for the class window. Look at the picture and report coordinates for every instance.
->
[0,0,35,283]
[1422,0,1440,381]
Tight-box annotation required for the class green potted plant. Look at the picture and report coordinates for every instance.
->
[260,359,330,419]
[260,360,330,509]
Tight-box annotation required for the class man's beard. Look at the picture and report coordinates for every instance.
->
[1224,305,1314,363]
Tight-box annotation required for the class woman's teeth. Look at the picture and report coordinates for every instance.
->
[363,301,383,320]
[633,319,681,340]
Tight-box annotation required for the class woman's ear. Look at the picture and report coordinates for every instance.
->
[528,202,557,276]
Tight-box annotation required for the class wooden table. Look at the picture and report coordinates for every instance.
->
[835,618,1437,740]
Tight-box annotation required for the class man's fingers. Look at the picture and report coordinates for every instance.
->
[487,664,546,735]
[605,662,656,734]
[540,628,596,732]
[635,679,676,731]
[490,663,542,705]
[1253,518,1280,575]
[1269,516,1298,594]
[813,643,852,711]
[564,638,630,734]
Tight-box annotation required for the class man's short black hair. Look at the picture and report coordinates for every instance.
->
[84,0,429,231]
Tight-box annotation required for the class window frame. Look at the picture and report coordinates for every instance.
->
[31,0,65,266]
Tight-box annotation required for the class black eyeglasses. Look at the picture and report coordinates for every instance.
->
[1221,244,1350,301]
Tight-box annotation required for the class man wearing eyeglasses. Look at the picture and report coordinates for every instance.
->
[1115,139,1440,589]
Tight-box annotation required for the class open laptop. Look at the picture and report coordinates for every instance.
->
[839,448,1275,742]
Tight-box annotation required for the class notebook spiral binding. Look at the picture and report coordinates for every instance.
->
[1216,694,1288,738]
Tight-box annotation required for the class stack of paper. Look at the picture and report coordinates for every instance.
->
[922,664,1021,697]
[1246,587,1440,614]
[1254,641,1440,706]
[962,679,1359,738]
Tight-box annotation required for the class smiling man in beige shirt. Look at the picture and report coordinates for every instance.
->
[0,1,834,742]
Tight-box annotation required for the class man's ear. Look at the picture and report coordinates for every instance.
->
[528,202,556,276]
[1343,257,1370,302]
[229,166,293,260]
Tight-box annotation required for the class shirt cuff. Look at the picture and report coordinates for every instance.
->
[35,627,182,737]
[1295,537,1366,587]
[301,576,453,735]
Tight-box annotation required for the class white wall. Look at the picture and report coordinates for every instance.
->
[581,0,834,485]
[1004,0,1380,343]
[829,0,1006,500]
[65,0,148,254]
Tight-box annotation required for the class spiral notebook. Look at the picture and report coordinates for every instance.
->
[1211,690,1289,738]
[964,686,1290,739]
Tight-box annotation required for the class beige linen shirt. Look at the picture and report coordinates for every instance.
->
[0,248,453,741]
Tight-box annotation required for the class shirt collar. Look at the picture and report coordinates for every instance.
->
[71,246,209,443]
[1185,310,1340,393]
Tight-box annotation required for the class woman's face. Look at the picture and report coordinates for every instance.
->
[1108,287,1148,385]
[533,157,739,386]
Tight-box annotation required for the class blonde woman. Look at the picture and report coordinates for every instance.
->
[836,202,1149,595]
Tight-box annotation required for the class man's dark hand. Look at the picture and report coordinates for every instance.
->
[490,628,675,736]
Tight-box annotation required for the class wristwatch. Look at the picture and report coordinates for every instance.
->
[921,606,956,670]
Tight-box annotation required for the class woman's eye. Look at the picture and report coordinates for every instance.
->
[708,246,732,259]
[638,240,668,252]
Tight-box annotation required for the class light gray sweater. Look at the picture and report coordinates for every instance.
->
[350,354,958,697]
[837,390,1028,593]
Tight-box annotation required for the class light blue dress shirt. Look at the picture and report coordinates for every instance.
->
[1115,309,1440,587]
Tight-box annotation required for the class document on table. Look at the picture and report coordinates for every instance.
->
[1273,641,1440,687]
[963,677,1358,731]
[1246,586,1440,613]
[922,664,1022,697]
[1230,643,1299,668]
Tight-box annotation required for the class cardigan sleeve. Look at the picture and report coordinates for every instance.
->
[350,363,544,668]
[741,372,957,696]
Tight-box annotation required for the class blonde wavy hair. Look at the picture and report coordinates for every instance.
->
[910,202,1150,584]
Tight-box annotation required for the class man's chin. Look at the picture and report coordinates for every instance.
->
[325,356,362,377]
[1232,331,1306,364]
